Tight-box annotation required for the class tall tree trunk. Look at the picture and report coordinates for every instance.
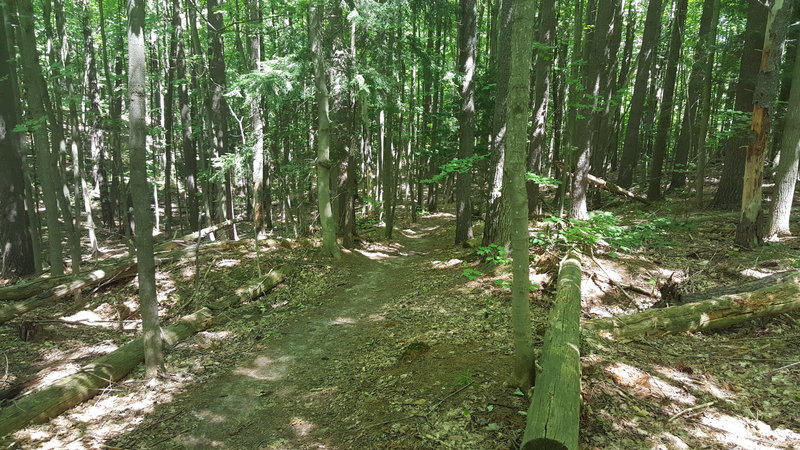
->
[616,0,663,189]
[506,0,536,390]
[482,0,512,247]
[0,4,35,277]
[178,0,198,231]
[311,2,341,259]
[647,0,688,200]
[766,42,800,239]
[455,0,477,245]
[249,1,266,237]
[711,0,768,209]
[735,0,793,248]
[127,0,165,378]
[17,0,64,276]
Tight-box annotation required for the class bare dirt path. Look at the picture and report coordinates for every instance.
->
[114,215,495,449]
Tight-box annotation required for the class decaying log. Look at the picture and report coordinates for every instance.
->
[523,252,582,450]
[586,271,800,339]
[0,265,296,437]
[658,271,796,307]
[156,219,235,251]
[587,174,651,205]
[0,308,214,437]
[206,265,297,311]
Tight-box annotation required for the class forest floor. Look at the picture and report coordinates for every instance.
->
[2,198,800,449]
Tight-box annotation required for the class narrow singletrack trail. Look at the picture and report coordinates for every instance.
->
[166,216,460,449]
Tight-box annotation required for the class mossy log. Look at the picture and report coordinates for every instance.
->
[206,265,297,311]
[522,252,582,450]
[586,271,800,339]
[0,308,214,437]
[588,174,650,205]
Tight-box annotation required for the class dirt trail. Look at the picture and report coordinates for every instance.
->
[164,218,454,449]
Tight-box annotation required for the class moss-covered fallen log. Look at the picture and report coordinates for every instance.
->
[586,271,800,339]
[0,266,295,437]
[522,252,582,450]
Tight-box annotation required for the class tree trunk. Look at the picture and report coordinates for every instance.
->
[250,1,266,237]
[311,2,341,259]
[616,0,663,189]
[710,1,768,209]
[766,41,800,239]
[127,0,165,378]
[0,5,35,277]
[482,0,512,248]
[455,0,477,245]
[522,253,582,450]
[647,0,688,201]
[506,0,536,390]
[16,0,63,276]
[734,0,793,249]
[586,271,800,339]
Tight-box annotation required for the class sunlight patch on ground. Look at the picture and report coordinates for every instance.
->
[290,417,316,436]
[695,411,800,449]
[606,362,696,405]
[740,268,772,279]
[217,258,242,268]
[431,258,462,269]
[233,355,291,381]
[653,365,735,400]
[331,316,356,325]
[367,313,386,321]
[352,249,394,260]
[654,431,690,449]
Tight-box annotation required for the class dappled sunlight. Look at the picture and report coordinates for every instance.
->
[606,362,696,405]
[352,248,395,260]
[290,417,317,437]
[217,258,242,268]
[694,411,800,449]
[653,365,735,400]
[430,258,462,269]
[331,316,356,325]
[233,354,292,381]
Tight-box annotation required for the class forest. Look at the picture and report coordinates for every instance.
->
[1,0,800,447]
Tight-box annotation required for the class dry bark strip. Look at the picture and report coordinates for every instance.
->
[523,252,582,450]
[588,174,651,205]
[585,271,800,339]
[0,267,293,438]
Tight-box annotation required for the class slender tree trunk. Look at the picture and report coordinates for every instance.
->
[455,0,477,245]
[735,0,793,248]
[647,0,688,200]
[311,2,341,259]
[693,0,721,205]
[506,0,536,391]
[0,5,35,277]
[617,0,663,189]
[766,42,800,239]
[128,0,164,378]
[250,1,266,237]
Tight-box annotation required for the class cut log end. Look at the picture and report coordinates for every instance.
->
[523,438,569,450]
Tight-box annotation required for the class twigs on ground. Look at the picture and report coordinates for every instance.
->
[362,382,474,431]
[590,249,642,311]
[668,401,715,423]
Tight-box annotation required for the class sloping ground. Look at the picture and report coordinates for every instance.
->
[2,205,799,449]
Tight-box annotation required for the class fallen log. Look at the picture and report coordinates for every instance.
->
[588,174,650,205]
[0,267,294,437]
[0,264,139,324]
[658,271,795,307]
[0,221,233,302]
[585,271,800,339]
[523,252,582,450]
[206,265,297,311]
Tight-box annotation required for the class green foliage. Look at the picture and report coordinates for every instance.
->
[421,154,487,184]
[531,211,697,252]
[526,172,562,186]
[476,244,511,265]
[462,268,483,281]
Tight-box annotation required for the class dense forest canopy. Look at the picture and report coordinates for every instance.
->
[1,0,800,447]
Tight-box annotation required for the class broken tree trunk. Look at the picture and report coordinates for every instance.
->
[586,271,800,339]
[588,174,651,205]
[0,308,214,437]
[522,252,582,450]
[659,271,796,306]
[0,266,294,437]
